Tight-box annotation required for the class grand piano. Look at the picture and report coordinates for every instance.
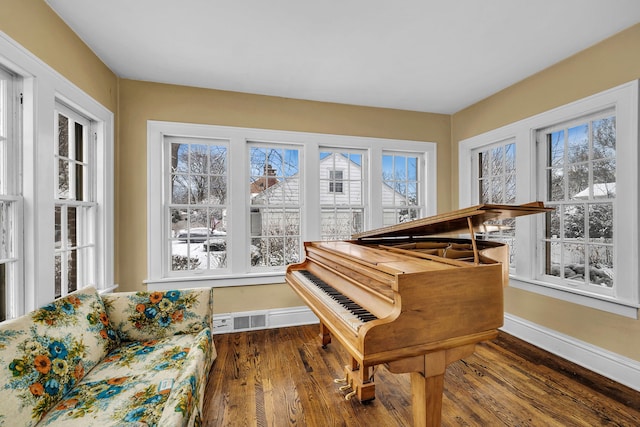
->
[285,202,552,427]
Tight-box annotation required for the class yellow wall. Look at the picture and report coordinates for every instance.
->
[0,0,118,112]
[118,79,451,311]
[3,0,639,362]
[451,24,640,362]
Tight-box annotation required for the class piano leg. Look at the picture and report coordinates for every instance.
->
[410,371,444,427]
[320,322,331,348]
[387,344,477,427]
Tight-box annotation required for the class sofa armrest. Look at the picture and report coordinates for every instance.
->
[102,287,213,342]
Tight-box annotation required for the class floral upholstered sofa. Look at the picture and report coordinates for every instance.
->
[0,286,216,427]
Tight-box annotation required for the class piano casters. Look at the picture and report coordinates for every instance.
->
[334,358,376,402]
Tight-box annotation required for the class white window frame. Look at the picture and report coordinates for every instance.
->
[0,65,22,320]
[165,136,230,277]
[459,80,639,318]
[54,103,98,298]
[147,121,437,289]
[248,141,304,271]
[0,31,115,315]
[381,150,426,226]
[319,148,367,241]
[471,139,518,269]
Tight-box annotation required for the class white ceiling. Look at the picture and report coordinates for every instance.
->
[45,0,640,114]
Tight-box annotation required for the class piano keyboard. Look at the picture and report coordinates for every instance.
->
[292,270,378,332]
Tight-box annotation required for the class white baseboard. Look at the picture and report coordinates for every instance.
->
[502,313,640,392]
[212,306,318,334]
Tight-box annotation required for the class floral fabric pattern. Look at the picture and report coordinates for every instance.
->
[103,289,212,342]
[6,329,87,422]
[0,287,121,426]
[0,286,215,427]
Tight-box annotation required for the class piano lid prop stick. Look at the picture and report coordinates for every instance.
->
[467,217,480,265]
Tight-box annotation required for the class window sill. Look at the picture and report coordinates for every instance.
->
[509,276,639,319]
[144,272,286,290]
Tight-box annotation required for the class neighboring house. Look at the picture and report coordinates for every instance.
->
[250,153,409,239]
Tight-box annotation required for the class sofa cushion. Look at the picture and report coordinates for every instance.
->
[37,329,214,426]
[0,287,120,426]
[102,288,213,342]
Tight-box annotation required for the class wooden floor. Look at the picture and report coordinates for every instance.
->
[202,324,640,426]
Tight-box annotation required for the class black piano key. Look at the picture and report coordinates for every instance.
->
[299,270,378,323]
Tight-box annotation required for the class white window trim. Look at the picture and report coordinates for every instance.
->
[0,31,115,313]
[147,121,437,289]
[459,80,639,318]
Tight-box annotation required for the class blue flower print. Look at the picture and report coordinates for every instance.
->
[172,351,188,360]
[153,362,170,371]
[42,303,56,311]
[135,346,154,356]
[144,306,158,319]
[158,315,171,327]
[165,290,181,302]
[124,407,146,422]
[49,341,68,359]
[144,394,163,405]
[97,385,123,399]
[60,301,76,315]
[44,378,60,395]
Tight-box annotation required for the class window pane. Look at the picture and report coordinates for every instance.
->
[505,143,516,173]
[249,207,300,267]
[549,130,564,166]
[563,243,585,282]
[473,141,516,268]
[58,159,69,199]
[54,106,96,296]
[592,117,616,160]
[67,206,78,248]
[568,163,589,200]
[168,139,228,273]
[588,203,613,242]
[541,113,616,292]
[589,245,613,287]
[382,151,423,227]
[67,249,77,293]
[548,168,565,201]
[567,124,589,163]
[0,201,10,259]
[321,208,364,240]
[0,263,5,321]
[58,114,69,158]
[55,206,62,249]
[55,254,62,298]
[320,149,365,240]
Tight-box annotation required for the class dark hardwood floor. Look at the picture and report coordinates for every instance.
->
[202,324,640,426]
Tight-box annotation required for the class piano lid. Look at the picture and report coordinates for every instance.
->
[352,202,553,240]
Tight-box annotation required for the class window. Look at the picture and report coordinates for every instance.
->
[249,144,302,268]
[0,32,115,316]
[459,81,639,317]
[472,140,517,267]
[320,150,365,240]
[538,113,616,295]
[54,105,96,298]
[147,122,436,288]
[382,152,423,226]
[0,66,20,321]
[328,170,344,193]
[167,137,228,274]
